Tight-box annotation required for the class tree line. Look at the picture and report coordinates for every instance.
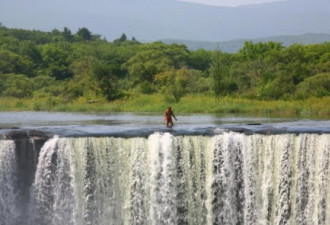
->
[0,23,329,104]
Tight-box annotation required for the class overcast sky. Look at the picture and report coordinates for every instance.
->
[1,0,329,42]
[178,0,284,7]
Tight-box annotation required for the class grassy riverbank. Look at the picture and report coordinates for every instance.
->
[1,95,329,118]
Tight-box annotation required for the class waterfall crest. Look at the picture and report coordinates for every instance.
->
[0,132,329,225]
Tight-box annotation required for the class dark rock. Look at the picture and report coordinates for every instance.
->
[3,129,53,223]
[28,129,53,140]
[5,129,53,140]
[5,130,29,140]
[0,126,19,129]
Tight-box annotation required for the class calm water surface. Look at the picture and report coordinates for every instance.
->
[0,111,329,136]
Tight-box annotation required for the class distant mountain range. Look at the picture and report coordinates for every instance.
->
[0,0,330,42]
[161,33,330,52]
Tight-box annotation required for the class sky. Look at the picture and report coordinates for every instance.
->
[0,0,329,42]
[178,0,284,7]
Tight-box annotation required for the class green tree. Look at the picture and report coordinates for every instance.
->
[93,60,121,100]
[155,67,190,102]
[161,43,189,69]
[0,49,33,75]
[295,73,330,99]
[131,36,139,43]
[0,35,20,53]
[114,33,127,44]
[210,50,233,97]
[19,40,43,65]
[188,49,212,71]
[125,49,173,84]
[3,74,34,98]
[143,42,189,68]
[314,52,330,74]
[41,43,73,80]
[65,57,100,100]
[239,41,283,60]
[62,27,73,42]
[76,27,92,41]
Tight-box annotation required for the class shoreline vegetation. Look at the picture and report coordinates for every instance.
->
[1,95,329,119]
[0,24,329,119]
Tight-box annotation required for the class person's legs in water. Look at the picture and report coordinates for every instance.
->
[166,118,173,127]
[168,119,173,128]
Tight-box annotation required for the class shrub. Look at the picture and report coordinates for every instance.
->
[295,73,330,99]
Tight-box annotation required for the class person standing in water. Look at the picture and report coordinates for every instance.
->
[164,106,177,128]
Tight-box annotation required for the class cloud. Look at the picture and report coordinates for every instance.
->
[177,0,285,7]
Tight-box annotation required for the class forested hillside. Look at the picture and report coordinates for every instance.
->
[0,24,329,112]
[162,33,330,52]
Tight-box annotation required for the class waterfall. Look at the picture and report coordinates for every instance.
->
[0,132,329,225]
[0,140,19,225]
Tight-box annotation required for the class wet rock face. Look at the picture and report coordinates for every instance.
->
[5,129,52,141]
[4,130,52,224]
[5,130,52,190]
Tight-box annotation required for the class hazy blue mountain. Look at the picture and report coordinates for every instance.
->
[0,0,329,42]
[161,33,330,52]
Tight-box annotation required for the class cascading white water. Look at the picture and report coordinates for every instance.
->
[1,132,329,225]
[0,140,19,225]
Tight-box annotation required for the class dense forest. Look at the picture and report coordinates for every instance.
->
[0,24,329,110]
